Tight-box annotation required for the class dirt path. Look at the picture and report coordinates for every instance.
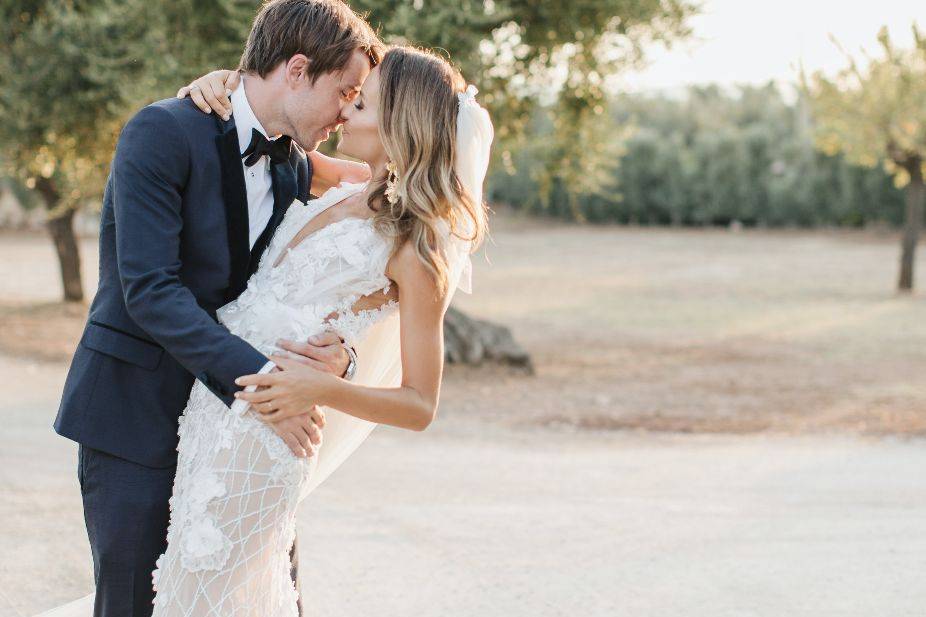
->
[2,354,925,617]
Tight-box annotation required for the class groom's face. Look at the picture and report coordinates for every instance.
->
[283,50,371,151]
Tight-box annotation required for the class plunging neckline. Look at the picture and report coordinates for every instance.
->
[271,182,374,271]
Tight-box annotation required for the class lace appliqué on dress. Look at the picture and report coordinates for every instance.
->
[151,181,398,617]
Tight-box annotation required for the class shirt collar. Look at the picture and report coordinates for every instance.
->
[231,74,274,155]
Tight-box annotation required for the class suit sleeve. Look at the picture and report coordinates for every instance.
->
[112,104,267,407]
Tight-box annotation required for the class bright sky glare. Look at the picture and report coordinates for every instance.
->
[619,0,926,94]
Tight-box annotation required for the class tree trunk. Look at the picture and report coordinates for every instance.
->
[34,177,84,302]
[443,306,533,373]
[898,163,924,292]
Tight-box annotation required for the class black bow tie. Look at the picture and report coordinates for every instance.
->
[241,128,292,167]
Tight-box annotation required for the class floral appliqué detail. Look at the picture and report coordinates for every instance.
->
[151,181,400,616]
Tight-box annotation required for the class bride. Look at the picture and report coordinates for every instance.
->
[42,45,492,616]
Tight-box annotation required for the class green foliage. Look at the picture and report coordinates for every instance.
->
[491,83,905,227]
[0,0,149,211]
[350,0,697,215]
[0,1,907,231]
[802,25,926,182]
[0,0,697,217]
[0,0,255,213]
[802,24,926,290]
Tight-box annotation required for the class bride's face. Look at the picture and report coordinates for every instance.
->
[337,66,385,164]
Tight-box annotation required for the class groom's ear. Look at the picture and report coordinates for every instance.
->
[284,54,312,87]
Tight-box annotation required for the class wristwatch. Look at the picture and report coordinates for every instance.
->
[341,342,357,381]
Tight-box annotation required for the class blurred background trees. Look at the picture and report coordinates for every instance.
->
[351,0,698,218]
[0,0,258,301]
[803,26,926,291]
[0,0,921,304]
[492,83,905,227]
[0,0,148,301]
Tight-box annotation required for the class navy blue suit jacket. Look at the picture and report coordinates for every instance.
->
[55,97,311,468]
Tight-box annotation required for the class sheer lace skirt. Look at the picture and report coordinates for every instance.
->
[150,182,404,616]
[151,381,316,617]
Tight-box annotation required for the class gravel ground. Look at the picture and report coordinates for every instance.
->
[2,354,925,617]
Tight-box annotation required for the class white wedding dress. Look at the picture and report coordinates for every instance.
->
[39,180,407,617]
[151,179,405,616]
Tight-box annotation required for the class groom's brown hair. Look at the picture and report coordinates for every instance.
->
[239,0,382,81]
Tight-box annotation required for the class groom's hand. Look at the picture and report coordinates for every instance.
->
[265,412,322,459]
[276,331,349,376]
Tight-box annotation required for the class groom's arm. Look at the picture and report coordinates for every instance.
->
[112,104,267,407]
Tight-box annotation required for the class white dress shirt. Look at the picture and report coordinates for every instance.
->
[230,75,277,250]
[229,75,281,401]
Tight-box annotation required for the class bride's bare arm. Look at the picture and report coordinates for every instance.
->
[306,151,371,196]
[234,242,451,432]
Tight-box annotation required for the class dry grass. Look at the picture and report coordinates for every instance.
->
[444,212,926,436]
[3,214,926,436]
[0,301,88,362]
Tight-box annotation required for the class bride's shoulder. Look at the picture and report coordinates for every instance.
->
[385,241,441,299]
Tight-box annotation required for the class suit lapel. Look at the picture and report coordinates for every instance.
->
[246,162,293,275]
[215,119,251,302]
[246,146,312,276]
[271,159,297,217]
[298,146,313,203]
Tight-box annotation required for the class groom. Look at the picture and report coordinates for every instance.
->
[54,1,382,615]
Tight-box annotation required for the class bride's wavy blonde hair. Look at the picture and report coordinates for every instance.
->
[367,46,488,297]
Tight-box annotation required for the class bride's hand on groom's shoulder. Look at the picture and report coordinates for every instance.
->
[177,68,239,120]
